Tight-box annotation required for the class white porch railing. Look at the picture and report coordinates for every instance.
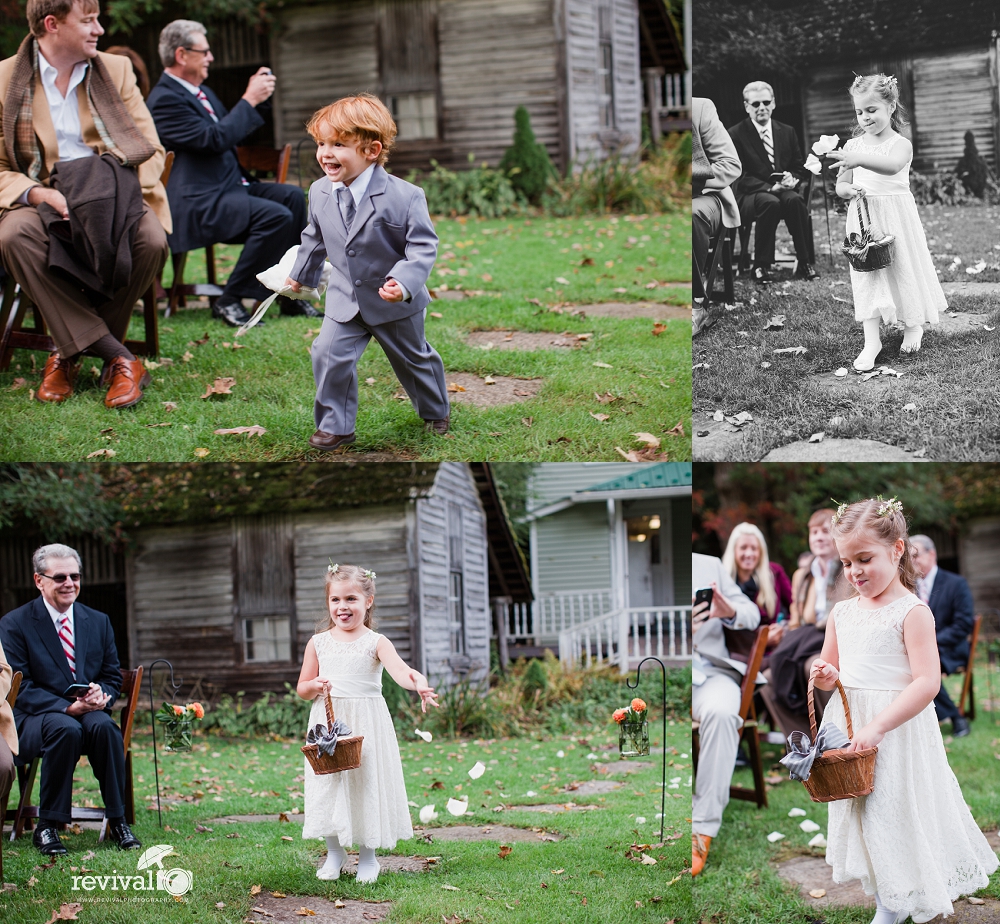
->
[493,589,615,645]
[558,606,692,674]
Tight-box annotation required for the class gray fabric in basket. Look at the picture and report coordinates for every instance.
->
[779,724,852,782]
[306,719,353,757]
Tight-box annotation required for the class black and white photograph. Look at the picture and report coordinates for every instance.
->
[692,0,1000,462]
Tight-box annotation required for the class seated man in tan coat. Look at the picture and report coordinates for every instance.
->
[0,636,18,818]
[0,0,171,409]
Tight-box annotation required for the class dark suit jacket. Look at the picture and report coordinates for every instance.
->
[927,568,975,674]
[0,598,122,760]
[728,117,807,200]
[146,73,264,254]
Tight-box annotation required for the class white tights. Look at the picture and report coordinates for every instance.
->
[871,892,907,924]
[316,837,380,883]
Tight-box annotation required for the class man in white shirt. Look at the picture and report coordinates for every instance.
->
[691,553,762,877]
[0,543,138,855]
[146,20,311,328]
[728,81,817,284]
[0,0,170,409]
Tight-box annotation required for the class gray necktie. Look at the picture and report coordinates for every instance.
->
[762,125,775,168]
[338,186,356,232]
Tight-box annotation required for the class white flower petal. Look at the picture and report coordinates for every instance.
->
[808,833,828,848]
[556,750,565,758]
[767,831,786,843]
[788,808,807,817]
[414,728,433,742]
[419,804,438,823]
[525,790,537,797]
[468,761,486,780]
[446,798,469,816]
[799,819,821,833]
[635,816,646,824]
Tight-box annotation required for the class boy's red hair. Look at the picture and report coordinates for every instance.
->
[306,94,396,167]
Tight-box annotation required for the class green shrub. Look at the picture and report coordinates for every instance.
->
[411,154,525,218]
[499,106,556,203]
[201,683,311,739]
[910,170,979,206]
[521,658,549,701]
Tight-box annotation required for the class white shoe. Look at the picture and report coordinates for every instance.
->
[316,844,348,880]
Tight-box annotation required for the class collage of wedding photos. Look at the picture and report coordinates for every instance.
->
[2,0,1000,922]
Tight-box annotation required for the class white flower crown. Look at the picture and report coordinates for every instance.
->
[327,561,376,582]
[876,496,903,518]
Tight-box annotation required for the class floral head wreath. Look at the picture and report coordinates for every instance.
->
[327,561,376,582]
[830,501,849,527]
[875,496,903,518]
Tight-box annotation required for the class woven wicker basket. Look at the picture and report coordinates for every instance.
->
[301,691,363,775]
[841,193,895,273]
[801,678,877,803]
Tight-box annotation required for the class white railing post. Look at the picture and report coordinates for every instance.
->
[618,608,630,675]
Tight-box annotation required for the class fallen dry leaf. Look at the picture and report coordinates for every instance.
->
[181,351,194,363]
[144,422,171,428]
[555,276,570,285]
[86,449,116,459]
[271,891,287,898]
[446,382,466,393]
[763,314,786,330]
[808,889,827,899]
[44,903,82,923]
[250,885,262,896]
[295,909,316,916]
[441,884,461,891]
[592,361,613,369]
[594,392,619,404]
[774,345,808,355]
[640,854,657,865]
[201,377,235,399]
[615,446,669,462]
[214,425,267,437]
[589,412,610,422]
[278,813,290,823]
[429,311,443,318]
[498,845,512,860]
[521,417,533,428]
[28,388,35,401]
[665,421,684,437]
[809,432,825,443]
[334,900,345,908]
[967,897,986,905]
[280,836,293,842]
[11,377,26,390]
[193,448,210,458]
[651,322,667,335]
[483,375,496,385]
[163,401,178,411]
[633,432,662,448]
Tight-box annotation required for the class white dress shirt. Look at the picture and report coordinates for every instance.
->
[753,118,774,152]
[811,555,830,623]
[917,564,938,604]
[38,51,95,161]
[331,162,409,300]
[41,595,74,633]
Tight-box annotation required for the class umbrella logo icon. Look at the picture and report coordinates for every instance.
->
[137,844,193,896]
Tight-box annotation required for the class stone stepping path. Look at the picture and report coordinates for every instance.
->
[562,780,623,794]
[507,802,602,813]
[761,438,930,462]
[209,814,305,825]
[315,853,429,875]
[466,330,581,351]
[443,372,542,406]
[249,894,391,924]
[573,301,689,320]
[414,824,563,842]
[776,829,1000,920]
[594,761,653,775]
[694,412,746,461]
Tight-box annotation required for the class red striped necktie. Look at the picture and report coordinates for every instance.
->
[58,614,76,675]
[196,89,218,121]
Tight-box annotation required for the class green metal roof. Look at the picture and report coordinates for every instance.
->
[580,462,692,494]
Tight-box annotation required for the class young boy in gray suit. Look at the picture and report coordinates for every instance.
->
[286,94,449,451]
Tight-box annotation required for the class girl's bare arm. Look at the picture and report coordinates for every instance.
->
[296,638,327,699]
[376,636,439,711]
[810,610,841,690]
[831,136,911,176]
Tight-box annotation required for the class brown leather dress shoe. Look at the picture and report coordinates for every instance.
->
[104,356,150,409]
[36,352,78,403]
[424,416,450,434]
[308,430,356,451]
[691,833,712,877]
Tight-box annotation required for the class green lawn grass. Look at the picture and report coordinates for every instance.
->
[693,661,1000,922]
[694,206,1000,460]
[1,214,691,462]
[1,716,691,923]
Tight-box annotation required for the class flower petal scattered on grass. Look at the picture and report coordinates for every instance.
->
[86,449,116,459]
[809,432,825,443]
[767,831,785,843]
[214,425,267,436]
[808,833,828,848]
[468,761,486,780]
[414,728,433,742]
[834,367,849,377]
[788,808,807,817]
[799,819,821,833]
[419,804,438,823]
[446,797,469,816]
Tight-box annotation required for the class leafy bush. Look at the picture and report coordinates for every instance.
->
[411,154,525,218]
[499,106,556,203]
[201,684,310,739]
[910,170,979,207]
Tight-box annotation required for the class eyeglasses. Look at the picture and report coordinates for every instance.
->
[747,100,774,108]
[182,46,212,56]
[38,572,81,583]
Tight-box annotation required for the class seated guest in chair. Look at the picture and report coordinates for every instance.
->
[728,81,817,284]
[691,553,761,877]
[147,20,313,327]
[692,96,741,336]
[0,0,170,409]
[0,543,140,855]
[910,535,975,738]
[0,636,18,817]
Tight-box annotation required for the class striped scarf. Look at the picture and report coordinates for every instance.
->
[3,35,155,181]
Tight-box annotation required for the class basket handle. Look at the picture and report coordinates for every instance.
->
[856,191,872,236]
[324,690,336,730]
[808,676,853,741]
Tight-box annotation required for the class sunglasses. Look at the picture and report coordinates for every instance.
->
[182,46,212,56]
[748,100,774,108]
[38,572,81,583]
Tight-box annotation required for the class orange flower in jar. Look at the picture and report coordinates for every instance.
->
[630,698,647,713]
[172,704,185,716]
[189,702,205,719]
[612,708,628,724]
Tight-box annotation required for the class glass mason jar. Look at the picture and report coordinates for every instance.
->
[619,719,649,757]
[163,721,194,752]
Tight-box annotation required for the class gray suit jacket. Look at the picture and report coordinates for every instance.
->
[290,166,438,324]
[693,97,741,229]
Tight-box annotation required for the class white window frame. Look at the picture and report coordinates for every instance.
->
[243,616,292,663]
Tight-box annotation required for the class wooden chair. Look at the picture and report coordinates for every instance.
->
[956,614,982,720]
[693,625,770,809]
[0,153,175,371]
[167,143,292,316]
[9,666,143,844]
[694,226,735,306]
[0,671,22,881]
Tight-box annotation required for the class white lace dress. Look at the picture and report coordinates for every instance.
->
[821,594,998,921]
[301,630,413,849]
[843,134,946,327]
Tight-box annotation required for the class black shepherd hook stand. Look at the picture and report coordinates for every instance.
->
[147,659,183,829]
[627,656,668,844]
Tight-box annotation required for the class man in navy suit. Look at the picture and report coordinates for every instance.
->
[146,20,312,327]
[728,81,817,284]
[911,535,975,737]
[0,544,139,855]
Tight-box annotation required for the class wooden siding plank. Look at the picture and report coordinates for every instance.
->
[535,503,612,593]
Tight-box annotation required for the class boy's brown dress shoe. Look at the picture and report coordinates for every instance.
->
[308,430,356,451]
[424,416,450,434]
[691,833,712,876]
[104,356,150,409]
[36,352,78,402]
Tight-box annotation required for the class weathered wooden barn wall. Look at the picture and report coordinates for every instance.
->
[959,518,1000,619]
[803,44,999,173]
[416,463,490,685]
